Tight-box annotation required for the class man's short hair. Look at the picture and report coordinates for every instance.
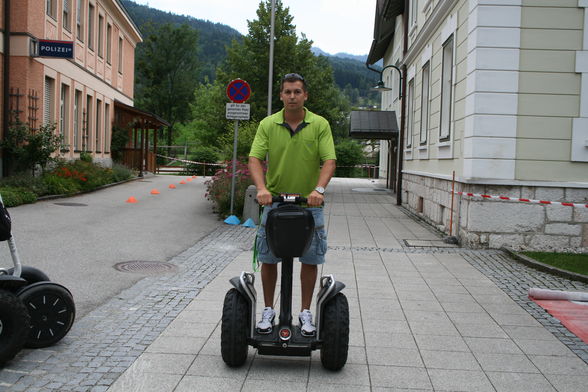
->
[281,73,306,91]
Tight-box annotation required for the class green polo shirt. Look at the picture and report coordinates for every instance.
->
[249,108,336,196]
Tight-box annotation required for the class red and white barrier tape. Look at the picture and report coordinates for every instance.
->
[456,191,588,208]
[156,154,227,167]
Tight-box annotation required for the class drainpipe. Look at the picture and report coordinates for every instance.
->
[395,0,409,206]
[2,0,10,177]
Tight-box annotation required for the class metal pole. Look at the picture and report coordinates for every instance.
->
[229,120,239,215]
[267,0,276,116]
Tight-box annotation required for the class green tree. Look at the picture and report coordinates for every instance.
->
[135,23,200,146]
[217,0,349,129]
[334,139,364,177]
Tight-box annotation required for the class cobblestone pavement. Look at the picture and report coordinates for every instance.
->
[0,225,257,392]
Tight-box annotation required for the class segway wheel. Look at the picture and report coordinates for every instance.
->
[17,282,75,349]
[320,293,349,371]
[221,288,249,367]
[0,289,30,365]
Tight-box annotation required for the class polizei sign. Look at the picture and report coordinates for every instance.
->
[38,40,74,59]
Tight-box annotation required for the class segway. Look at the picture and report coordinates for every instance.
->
[221,195,349,370]
[0,195,75,365]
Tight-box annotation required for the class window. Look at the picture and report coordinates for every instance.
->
[406,80,414,149]
[420,62,430,145]
[98,15,104,58]
[118,37,123,73]
[63,0,70,30]
[44,77,55,125]
[74,90,81,150]
[46,0,56,19]
[85,95,93,151]
[96,99,102,152]
[104,103,111,152]
[76,0,83,40]
[60,84,69,146]
[88,4,94,50]
[439,35,454,141]
[106,24,112,64]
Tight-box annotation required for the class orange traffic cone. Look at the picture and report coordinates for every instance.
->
[192,175,197,178]
[150,189,160,195]
[169,184,176,189]
[126,196,138,203]
[179,180,186,185]
[186,178,193,182]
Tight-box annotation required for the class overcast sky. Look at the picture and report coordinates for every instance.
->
[134,0,377,56]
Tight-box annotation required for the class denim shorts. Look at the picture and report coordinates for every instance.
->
[256,203,327,265]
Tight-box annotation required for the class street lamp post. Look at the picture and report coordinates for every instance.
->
[367,63,405,206]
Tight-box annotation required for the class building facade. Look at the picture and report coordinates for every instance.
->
[370,0,588,251]
[1,0,141,170]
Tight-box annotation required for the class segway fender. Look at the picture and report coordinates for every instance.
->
[0,275,28,292]
[322,281,346,303]
[229,277,251,303]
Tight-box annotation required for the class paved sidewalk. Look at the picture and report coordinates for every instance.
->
[2,178,588,391]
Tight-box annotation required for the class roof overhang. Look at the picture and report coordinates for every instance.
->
[114,100,170,128]
[349,110,399,140]
[367,0,405,65]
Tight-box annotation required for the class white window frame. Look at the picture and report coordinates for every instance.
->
[439,34,454,141]
[106,23,112,64]
[96,99,102,152]
[60,84,69,146]
[406,79,414,149]
[88,3,95,51]
[76,0,83,41]
[419,62,430,145]
[46,0,56,19]
[118,37,123,73]
[74,90,81,150]
[63,0,70,31]
[98,14,104,58]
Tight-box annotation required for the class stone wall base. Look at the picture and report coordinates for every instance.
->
[402,173,588,252]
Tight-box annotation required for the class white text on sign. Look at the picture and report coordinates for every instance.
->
[226,103,251,120]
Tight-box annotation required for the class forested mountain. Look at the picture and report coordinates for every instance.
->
[121,0,242,81]
[121,0,379,107]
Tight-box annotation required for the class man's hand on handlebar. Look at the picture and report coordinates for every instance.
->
[306,190,324,207]
[256,188,273,206]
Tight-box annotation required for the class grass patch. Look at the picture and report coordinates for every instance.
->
[522,252,588,276]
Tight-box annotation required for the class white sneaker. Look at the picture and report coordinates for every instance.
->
[299,309,316,337]
[257,307,275,334]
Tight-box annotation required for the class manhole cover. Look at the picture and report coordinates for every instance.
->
[114,261,177,274]
[351,188,391,193]
[54,202,88,207]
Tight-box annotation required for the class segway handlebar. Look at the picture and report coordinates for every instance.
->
[271,195,308,204]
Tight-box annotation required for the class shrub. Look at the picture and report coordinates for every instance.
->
[42,174,82,195]
[0,174,49,196]
[335,139,364,178]
[79,151,93,163]
[204,159,253,219]
[0,186,37,207]
[0,120,63,175]
[183,146,220,176]
[111,163,133,182]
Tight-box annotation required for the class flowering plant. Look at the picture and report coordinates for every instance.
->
[204,158,258,219]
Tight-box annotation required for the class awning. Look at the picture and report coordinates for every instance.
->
[367,0,405,65]
[349,110,399,140]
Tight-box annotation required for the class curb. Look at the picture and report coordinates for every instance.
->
[36,173,154,202]
[501,246,588,284]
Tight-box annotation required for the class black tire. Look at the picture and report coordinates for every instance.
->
[320,293,349,371]
[17,282,75,349]
[221,288,249,367]
[7,266,50,284]
[0,289,30,366]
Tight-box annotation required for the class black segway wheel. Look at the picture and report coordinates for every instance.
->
[17,282,75,349]
[0,289,30,365]
[320,293,349,371]
[7,266,50,284]
[221,288,249,367]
